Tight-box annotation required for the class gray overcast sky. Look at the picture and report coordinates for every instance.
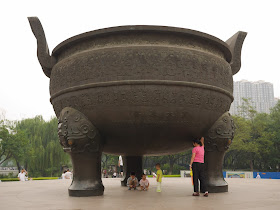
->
[0,0,279,121]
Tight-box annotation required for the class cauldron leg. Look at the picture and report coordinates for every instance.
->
[204,150,228,192]
[121,156,143,186]
[67,152,104,196]
[204,112,235,193]
[58,107,104,196]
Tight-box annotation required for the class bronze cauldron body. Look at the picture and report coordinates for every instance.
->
[28,17,246,196]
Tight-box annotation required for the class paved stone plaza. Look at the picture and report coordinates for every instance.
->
[0,178,279,210]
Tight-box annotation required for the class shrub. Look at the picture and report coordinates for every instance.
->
[31,177,59,180]
[0,177,59,182]
[0,173,17,179]
[147,174,180,178]
[163,175,181,177]
[0,178,19,182]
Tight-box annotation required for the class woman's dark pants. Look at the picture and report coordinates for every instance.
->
[192,162,207,193]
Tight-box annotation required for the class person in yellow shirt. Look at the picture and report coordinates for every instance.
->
[156,163,163,192]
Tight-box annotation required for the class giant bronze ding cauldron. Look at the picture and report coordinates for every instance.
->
[28,17,246,196]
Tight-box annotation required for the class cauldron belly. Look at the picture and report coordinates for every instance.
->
[51,85,231,155]
[50,46,233,95]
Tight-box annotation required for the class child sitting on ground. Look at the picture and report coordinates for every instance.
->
[139,173,149,191]
[127,172,138,190]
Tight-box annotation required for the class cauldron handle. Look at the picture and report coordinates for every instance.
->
[226,31,247,75]
[28,17,56,78]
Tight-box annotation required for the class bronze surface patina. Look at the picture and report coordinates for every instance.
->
[28,17,246,196]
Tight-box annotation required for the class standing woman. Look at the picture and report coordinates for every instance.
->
[189,137,208,197]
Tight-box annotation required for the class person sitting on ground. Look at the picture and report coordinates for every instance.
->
[139,173,149,191]
[113,171,117,178]
[64,169,72,179]
[127,172,138,190]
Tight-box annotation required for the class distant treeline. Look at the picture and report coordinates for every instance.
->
[0,116,70,177]
[99,100,280,174]
[224,99,280,172]
[1,100,279,177]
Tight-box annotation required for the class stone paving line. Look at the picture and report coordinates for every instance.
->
[0,178,279,210]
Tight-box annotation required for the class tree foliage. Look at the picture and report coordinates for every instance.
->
[1,99,280,177]
[0,121,29,169]
[14,116,70,177]
[224,100,280,171]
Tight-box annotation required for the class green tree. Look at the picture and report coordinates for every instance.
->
[10,130,29,172]
[225,99,280,171]
[238,98,257,119]
[164,152,190,175]
[0,122,29,171]
[266,101,280,171]
[16,116,70,177]
[101,154,118,170]
[0,124,12,164]
[143,150,191,175]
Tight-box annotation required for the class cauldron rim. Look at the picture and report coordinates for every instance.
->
[52,25,232,62]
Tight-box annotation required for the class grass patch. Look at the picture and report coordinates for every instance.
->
[147,175,181,178]
[0,178,19,182]
[0,177,59,182]
[31,177,59,180]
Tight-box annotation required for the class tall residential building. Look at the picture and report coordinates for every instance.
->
[230,80,275,115]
